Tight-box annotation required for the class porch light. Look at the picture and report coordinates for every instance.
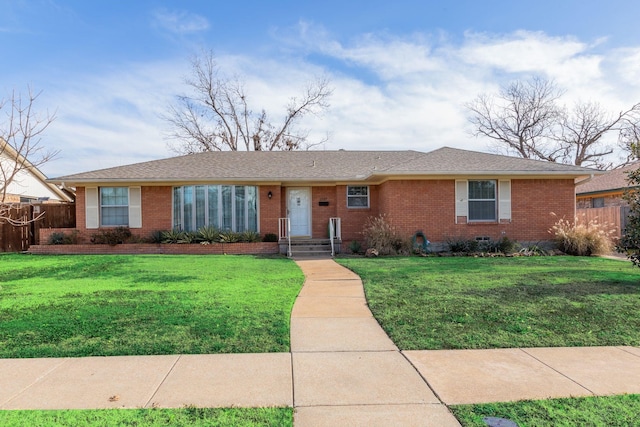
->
[268,191,273,199]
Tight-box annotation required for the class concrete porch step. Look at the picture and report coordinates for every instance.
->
[281,238,340,257]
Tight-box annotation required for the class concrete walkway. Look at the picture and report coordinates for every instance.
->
[1,258,639,426]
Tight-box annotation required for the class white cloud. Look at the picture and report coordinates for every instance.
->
[152,8,209,34]
[38,27,640,176]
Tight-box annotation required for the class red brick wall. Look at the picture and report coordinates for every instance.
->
[336,184,379,243]
[377,179,576,244]
[311,186,338,238]
[259,185,282,237]
[74,186,173,242]
[378,180,453,241]
[72,179,576,248]
[142,186,173,232]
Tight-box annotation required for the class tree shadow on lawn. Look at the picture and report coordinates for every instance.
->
[463,275,639,300]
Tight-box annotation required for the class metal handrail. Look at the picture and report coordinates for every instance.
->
[278,218,292,257]
[329,217,341,257]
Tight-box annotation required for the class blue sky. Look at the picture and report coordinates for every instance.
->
[2,1,640,176]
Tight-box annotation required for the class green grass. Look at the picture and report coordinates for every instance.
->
[451,394,640,427]
[0,254,304,358]
[0,407,292,427]
[336,256,640,349]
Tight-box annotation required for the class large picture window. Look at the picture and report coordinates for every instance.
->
[468,180,496,221]
[347,186,369,208]
[173,185,258,232]
[100,187,129,226]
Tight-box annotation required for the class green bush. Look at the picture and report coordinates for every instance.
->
[90,227,132,245]
[238,231,261,243]
[361,214,410,255]
[147,230,165,244]
[550,215,614,256]
[47,230,78,245]
[218,230,241,243]
[446,237,479,253]
[161,229,186,243]
[349,240,362,254]
[198,226,221,243]
[262,233,278,242]
[617,166,640,268]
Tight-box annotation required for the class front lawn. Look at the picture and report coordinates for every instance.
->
[451,394,640,427]
[0,254,304,358]
[336,256,640,349]
[0,407,292,427]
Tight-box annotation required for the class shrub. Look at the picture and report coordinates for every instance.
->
[148,230,165,244]
[361,214,410,255]
[446,237,479,253]
[161,229,186,244]
[497,236,519,254]
[48,230,78,245]
[262,233,278,242]
[218,230,240,243]
[238,231,261,243]
[90,227,132,245]
[550,214,614,256]
[349,240,362,254]
[617,166,640,268]
[198,226,221,243]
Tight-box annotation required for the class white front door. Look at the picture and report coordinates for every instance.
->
[288,187,311,237]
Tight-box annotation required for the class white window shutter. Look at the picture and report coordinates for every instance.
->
[85,187,99,229]
[129,186,142,228]
[498,180,511,221]
[455,180,468,222]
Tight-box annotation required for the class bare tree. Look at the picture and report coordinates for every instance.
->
[1,87,58,225]
[619,113,640,163]
[165,51,332,154]
[466,77,564,162]
[555,102,640,169]
[467,76,640,169]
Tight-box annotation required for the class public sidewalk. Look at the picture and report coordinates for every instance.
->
[1,258,639,427]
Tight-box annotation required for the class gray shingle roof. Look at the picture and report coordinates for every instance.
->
[576,161,640,195]
[51,147,597,185]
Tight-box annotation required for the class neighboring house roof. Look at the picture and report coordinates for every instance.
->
[576,162,640,196]
[0,138,74,203]
[50,147,597,186]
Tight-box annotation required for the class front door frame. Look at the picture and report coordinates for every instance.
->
[287,187,312,237]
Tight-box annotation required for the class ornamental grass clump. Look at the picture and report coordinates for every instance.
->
[550,214,614,256]
[362,214,410,255]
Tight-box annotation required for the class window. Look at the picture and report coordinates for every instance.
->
[100,187,129,226]
[173,185,258,232]
[592,197,605,208]
[347,186,369,208]
[468,180,496,221]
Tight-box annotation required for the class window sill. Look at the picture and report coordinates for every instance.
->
[467,220,498,225]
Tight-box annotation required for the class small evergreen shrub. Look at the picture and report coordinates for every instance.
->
[48,230,78,245]
[218,230,241,243]
[349,240,362,254]
[238,231,261,243]
[161,229,186,243]
[617,166,640,268]
[91,227,132,245]
[198,226,221,243]
[148,230,165,244]
[262,233,278,242]
[446,237,479,253]
[361,214,410,255]
[550,214,614,256]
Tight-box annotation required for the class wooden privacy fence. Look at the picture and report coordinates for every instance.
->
[576,206,631,238]
[0,204,75,252]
